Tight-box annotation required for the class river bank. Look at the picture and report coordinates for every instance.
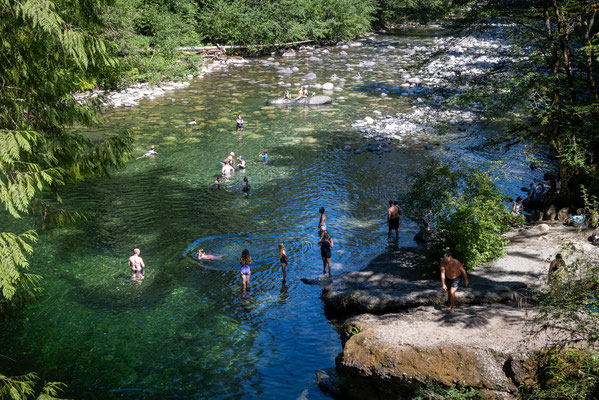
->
[313,221,597,399]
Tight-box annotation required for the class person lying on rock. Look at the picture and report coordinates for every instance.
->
[440,252,469,314]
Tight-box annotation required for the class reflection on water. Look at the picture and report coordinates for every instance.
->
[0,28,540,400]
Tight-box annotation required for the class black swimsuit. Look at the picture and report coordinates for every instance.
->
[280,254,288,264]
[320,240,331,258]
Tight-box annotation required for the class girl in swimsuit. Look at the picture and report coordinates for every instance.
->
[240,248,252,289]
[318,230,334,275]
[318,207,327,235]
[236,114,244,131]
[278,243,288,280]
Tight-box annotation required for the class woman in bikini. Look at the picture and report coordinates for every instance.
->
[240,248,252,289]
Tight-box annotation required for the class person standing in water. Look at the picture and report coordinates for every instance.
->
[128,248,145,272]
[318,231,334,275]
[240,249,252,290]
[236,114,244,131]
[318,207,327,235]
[440,252,469,314]
[242,177,251,193]
[278,243,288,280]
[214,176,222,188]
[237,156,246,169]
[259,150,268,162]
[387,200,400,237]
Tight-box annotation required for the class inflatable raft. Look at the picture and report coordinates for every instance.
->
[268,95,332,106]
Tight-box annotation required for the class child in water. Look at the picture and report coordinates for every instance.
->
[259,150,268,162]
[278,243,288,280]
[240,249,252,289]
[242,177,250,193]
[236,114,244,131]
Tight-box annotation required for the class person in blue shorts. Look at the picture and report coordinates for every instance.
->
[440,252,469,314]
[137,145,157,159]
[259,150,268,162]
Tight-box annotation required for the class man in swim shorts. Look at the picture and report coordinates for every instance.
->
[387,200,400,236]
[440,252,468,314]
[128,248,145,273]
[548,253,565,283]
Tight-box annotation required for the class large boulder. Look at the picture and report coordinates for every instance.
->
[335,306,547,400]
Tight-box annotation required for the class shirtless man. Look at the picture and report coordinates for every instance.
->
[222,161,235,177]
[224,152,236,167]
[440,252,468,314]
[387,200,400,236]
[128,248,145,273]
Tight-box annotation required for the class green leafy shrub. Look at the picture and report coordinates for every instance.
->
[519,348,599,400]
[581,185,599,229]
[401,161,512,271]
[414,382,486,399]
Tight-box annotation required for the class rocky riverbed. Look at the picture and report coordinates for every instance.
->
[310,221,597,399]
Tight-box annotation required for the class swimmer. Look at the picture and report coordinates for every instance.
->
[196,249,223,261]
[239,248,252,290]
[242,177,250,193]
[278,243,288,280]
[137,145,157,159]
[188,118,197,125]
[236,114,244,131]
[237,156,246,169]
[284,90,291,99]
[214,176,222,188]
[128,248,145,272]
[259,150,268,162]
[222,161,235,176]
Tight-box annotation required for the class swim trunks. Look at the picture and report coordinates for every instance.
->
[236,123,243,129]
[445,276,461,289]
[320,241,331,259]
[240,263,251,275]
[280,254,288,264]
[389,217,400,229]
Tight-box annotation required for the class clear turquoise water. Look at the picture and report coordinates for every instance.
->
[0,29,538,399]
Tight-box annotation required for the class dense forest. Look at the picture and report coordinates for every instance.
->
[1,0,598,398]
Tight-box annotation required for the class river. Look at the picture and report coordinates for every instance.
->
[1,27,538,399]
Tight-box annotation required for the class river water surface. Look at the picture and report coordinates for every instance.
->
[1,28,537,399]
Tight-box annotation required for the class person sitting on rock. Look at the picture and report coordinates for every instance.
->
[284,90,291,99]
[511,196,523,216]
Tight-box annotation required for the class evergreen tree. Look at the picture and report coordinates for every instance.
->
[0,0,132,304]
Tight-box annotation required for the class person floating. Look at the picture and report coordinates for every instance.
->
[128,248,145,273]
[196,249,222,262]
[440,251,469,314]
[236,114,244,131]
[242,176,251,193]
[188,118,197,125]
[278,243,288,280]
[240,248,252,290]
[214,176,222,188]
[137,145,157,159]
[387,200,401,237]
[237,156,246,169]
[259,150,268,162]
[318,207,327,235]
[318,230,334,275]
[548,253,565,283]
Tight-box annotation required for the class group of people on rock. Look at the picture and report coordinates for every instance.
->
[511,164,559,219]
[282,86,311,100]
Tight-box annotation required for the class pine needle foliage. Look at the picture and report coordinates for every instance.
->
[0,0,133,305]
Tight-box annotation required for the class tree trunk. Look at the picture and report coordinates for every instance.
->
[582,11,598,102]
